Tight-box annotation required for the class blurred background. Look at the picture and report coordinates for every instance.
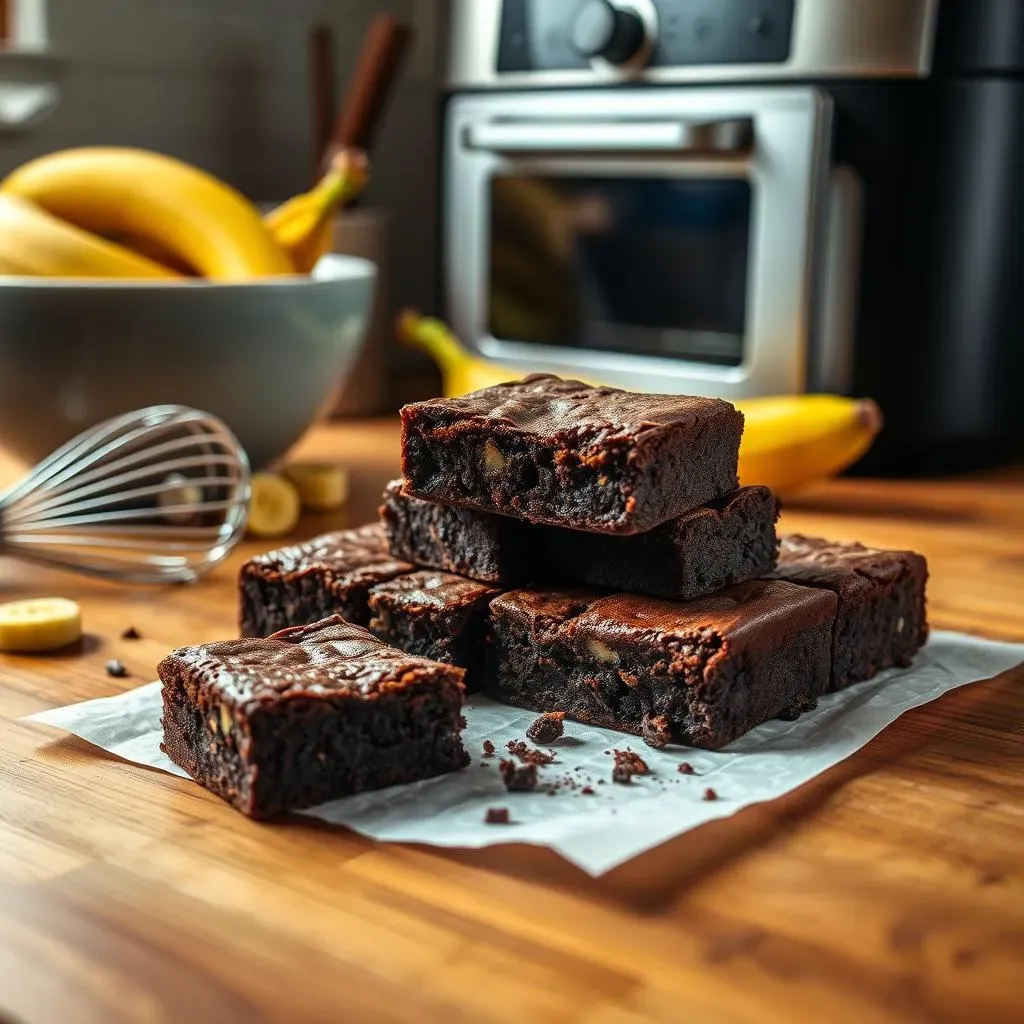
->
[0,0,1020,477]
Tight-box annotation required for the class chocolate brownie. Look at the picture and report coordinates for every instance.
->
[538,486,778,599]
[159,616,469,818]
[487,579,837,750]
[367,570,500,688]
[400,375,744,534]
[773,534,928,690]
[381,480,777,599]
[380,479,530,584]
[239,524,412,638]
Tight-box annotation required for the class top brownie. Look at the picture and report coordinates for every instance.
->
[400,375,744,534]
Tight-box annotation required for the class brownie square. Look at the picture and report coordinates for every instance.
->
[538,486,779,599]
[367,570,501,688]
[159,616,469,819]
[773,534,928,690]
[380,479,531,584]
[487,580,837,750]
[400,374,744,534]
[381,480,777,600]
[239,524,412,638]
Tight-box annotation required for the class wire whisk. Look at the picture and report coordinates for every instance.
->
[0,406,251,584]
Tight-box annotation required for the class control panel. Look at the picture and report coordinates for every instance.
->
[497,0,795,73]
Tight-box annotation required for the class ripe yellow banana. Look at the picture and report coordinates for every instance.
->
[397,310,883,495]
[1,147,291,280]
[0,194,177,278]
[264,149,370,273]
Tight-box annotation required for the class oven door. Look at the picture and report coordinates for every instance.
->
[445,86,833,398]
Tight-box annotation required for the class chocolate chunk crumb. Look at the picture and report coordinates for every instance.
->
[612,764,634,785]
[703,787,718,801]
[482,739,496,758]
[641,714,672,750]
[499,759,538,792]
[526,711,565,745]
[677,762,695,775]
[485,807,510,824]
[105,659,128,678]
[612,749,649,776]
[121,626,141,640]
[506,739,555,765]
[581,786,595,795]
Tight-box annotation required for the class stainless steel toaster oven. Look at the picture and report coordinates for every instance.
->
[442,0,1024,472]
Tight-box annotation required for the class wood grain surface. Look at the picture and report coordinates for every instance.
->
[2,421,1023,1024]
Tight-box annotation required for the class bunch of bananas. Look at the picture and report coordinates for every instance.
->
[397,311,883,496]
[0,146,369,279]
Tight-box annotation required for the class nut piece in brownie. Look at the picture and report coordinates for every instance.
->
[487,579,837,750]
[367,570,500,689]
[239,523,412,638]
[538,486,779,599]
[380,479,531,584]
[400,375,744,534]
[159,616,469,819]
[773,534,928,690]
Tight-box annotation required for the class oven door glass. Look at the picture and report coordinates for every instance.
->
[487,176,751,366]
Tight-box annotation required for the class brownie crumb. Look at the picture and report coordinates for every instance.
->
[485,807,510,824]
[526,711,565,745]
[499,759,538,792]
[581,786,595,795]
[641,713,672,750]
[105,659,128,678]
[482,739,496,758]
[677,762,695,775]
[703,787,718,801]
[506,739,555,765]
[612,749,649,776]
[612,764,634,785]
[121,626,141,640]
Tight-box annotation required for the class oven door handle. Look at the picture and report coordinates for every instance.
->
[463,118,753,154]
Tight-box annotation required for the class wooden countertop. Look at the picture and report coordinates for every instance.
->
[2,420,1023,1024]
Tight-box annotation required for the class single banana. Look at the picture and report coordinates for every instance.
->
[1,147,291,280]
[0,194,177,278]
[247,473,301,538]
[282,464,350,511]
[397,310,882,494]
[264,149,370,273]
[0,597,83,652]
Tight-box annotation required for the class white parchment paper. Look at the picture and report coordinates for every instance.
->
[24,630,1023,876]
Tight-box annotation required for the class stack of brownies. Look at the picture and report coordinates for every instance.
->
[162,375,929,818]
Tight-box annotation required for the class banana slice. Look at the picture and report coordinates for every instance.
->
[0,597,83,653]
[282,464,350,511]
[247,473,301,538]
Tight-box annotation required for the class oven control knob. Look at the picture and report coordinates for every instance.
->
[570,0,650,67]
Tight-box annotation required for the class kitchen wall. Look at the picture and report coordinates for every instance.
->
[0,0,445,315]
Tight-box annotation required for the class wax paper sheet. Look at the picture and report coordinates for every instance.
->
[24,630,1023,875]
